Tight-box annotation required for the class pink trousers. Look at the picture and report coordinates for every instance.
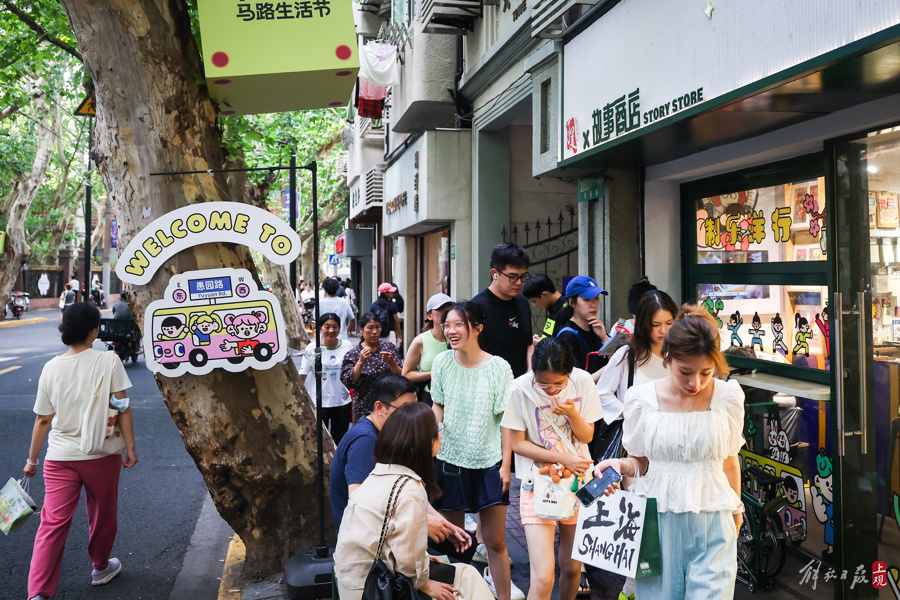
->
[28,453,122,598]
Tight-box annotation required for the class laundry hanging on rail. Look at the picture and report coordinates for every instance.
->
[358,41,400,87]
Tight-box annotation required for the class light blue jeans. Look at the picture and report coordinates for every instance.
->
[636,510,737,599]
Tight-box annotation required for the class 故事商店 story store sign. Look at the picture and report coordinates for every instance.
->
[559,0,900,164]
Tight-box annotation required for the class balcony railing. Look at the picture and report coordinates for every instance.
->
[531,0,596,38]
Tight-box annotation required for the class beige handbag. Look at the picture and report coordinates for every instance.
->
[79,353,123,455]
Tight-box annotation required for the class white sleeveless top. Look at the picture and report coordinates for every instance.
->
[623,378,745,514]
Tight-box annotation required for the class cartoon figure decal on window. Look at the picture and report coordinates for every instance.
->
[143,268,287,376]
[793,313,813,357]
[701,296,725,328]
[772,313,788,355]
[810,448,834,557]
[727,311,743,347]
[815,304,830,359]
[748,312,766,351]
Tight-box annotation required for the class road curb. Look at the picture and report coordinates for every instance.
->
[218,535,245,600]
[0,317,47,329]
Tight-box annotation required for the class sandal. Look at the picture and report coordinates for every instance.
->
[577,572,590,596]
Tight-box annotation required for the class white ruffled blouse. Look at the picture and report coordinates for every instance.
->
[623,378,745,514]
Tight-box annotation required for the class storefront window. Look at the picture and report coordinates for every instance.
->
[695,178,827,264]
[697,283,830,371]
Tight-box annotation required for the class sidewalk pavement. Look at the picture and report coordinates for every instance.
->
[203,474,810,600]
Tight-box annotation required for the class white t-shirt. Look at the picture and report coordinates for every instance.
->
[501,368,603,477]
[301,341,352,408]
[596,346,669,424]
[318,296,356,340]
[68,278,80,292]
[34,349,132,461]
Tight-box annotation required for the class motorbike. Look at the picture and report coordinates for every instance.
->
[7,291,29,320]
[98,318,143,363]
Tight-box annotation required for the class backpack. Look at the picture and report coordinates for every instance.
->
[370,299,392,334]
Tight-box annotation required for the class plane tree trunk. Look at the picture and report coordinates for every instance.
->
[56,0,334,578]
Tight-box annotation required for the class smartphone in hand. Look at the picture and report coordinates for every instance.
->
[575,467,622,506]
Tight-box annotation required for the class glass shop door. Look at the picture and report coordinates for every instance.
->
[831,126,900,598]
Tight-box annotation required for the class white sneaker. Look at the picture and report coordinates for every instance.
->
[482,567,525,600]
[464,513,477,532]
[473,543,513,567]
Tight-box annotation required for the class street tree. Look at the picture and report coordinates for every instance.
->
[37,0,336,577]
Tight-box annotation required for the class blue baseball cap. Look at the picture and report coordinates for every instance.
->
[565,275,608,299]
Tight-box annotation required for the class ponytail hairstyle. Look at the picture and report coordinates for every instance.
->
[795,312,810,332]
[629,290,679,372]
[662,304,729,378]
[531,337,575,375]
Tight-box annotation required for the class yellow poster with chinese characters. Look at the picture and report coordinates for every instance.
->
[198,0,359,115]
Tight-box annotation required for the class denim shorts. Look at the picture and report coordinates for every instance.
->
[433,459,510,513]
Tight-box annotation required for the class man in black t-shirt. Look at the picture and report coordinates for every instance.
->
[471,243,534,378]
[557,275,610,379]
[523,273,573,339]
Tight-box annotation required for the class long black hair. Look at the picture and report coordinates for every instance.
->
[628,290,679,373]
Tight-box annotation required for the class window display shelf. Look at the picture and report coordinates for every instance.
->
[731,371,831,401]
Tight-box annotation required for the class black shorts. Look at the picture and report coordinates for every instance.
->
[433,459,510,513]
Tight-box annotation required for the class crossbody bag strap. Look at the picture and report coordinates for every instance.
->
[373,474,412,561]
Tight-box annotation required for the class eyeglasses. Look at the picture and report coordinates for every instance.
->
[441,321,466,332]
[496,269,531,284]
[533,379,569,394]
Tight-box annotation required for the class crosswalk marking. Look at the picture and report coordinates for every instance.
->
[0,357,19,363]
[0,365,21,375]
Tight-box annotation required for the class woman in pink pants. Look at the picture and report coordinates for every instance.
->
[23,302,139,600]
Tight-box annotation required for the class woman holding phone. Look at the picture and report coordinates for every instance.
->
[594,305,744,599]
[341,312,403,421]
[501,338,601,600]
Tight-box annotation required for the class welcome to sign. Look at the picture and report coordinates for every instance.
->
[116,202,301,285]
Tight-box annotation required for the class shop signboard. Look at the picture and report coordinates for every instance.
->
[561,0,900,162]
[197,0,358,115]
[578,175,604,203]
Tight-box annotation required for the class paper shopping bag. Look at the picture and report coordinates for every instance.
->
[0,477,37,535]
[634,497,662,578]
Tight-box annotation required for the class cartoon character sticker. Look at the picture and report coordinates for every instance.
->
[748,312,766,351]
[727,311,743,347]
[772,313,788,355]
[810,448,834,556]
[793,313,813,357]
[815,303,830,359]
[143,268,287,376]
[701,296,725,328]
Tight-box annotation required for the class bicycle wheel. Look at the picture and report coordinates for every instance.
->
[741,513,787,579]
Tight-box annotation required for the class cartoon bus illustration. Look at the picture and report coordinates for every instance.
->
[143,268,287,376]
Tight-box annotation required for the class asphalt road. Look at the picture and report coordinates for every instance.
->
[0,309,211,600]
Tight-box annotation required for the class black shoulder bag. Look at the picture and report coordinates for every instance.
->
[362,475,418,600]
[589,359,634,461]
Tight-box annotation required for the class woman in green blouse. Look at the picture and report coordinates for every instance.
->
[431,302,516,600]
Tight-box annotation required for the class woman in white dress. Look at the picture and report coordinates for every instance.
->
[594,289,677,600]
[594,304,744,599]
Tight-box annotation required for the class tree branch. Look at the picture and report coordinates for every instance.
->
[0,0,83,62]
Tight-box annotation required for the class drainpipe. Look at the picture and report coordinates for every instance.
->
[449,36,472,129]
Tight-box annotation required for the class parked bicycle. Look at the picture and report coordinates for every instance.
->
[736,465,806,592]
